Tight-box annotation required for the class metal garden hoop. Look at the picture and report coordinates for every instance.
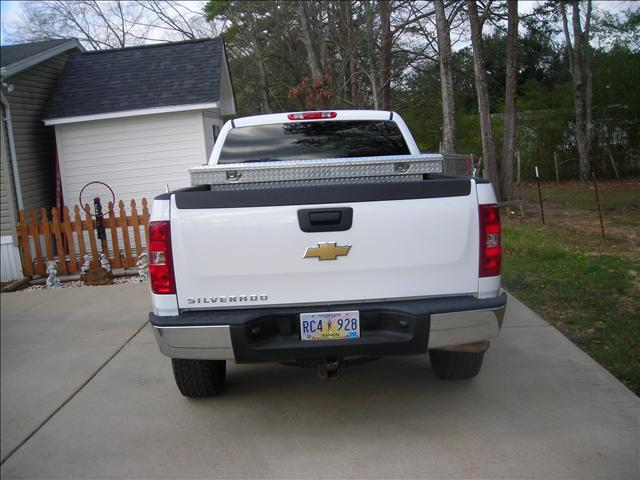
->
[79,181,116,217]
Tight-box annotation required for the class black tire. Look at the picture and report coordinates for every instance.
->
[429,349,484,380]
[171,359,226,397]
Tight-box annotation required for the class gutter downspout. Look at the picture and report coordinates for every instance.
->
[1,92,24,210]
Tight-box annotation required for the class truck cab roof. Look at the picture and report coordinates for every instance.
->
[233,110,396,128]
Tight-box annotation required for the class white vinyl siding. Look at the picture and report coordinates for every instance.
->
[0,236,23,282]
[56,110,209,212]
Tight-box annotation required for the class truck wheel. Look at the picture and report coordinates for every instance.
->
[429,349,484,380]
[171,359,226,397]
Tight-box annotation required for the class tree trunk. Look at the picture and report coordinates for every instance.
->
[500,0,518,201]
[571,0,589,181]
[584,1,593,179]
[256,56,273,114]
[341,0,358,106]
[379,0,392,110]
[467,0,499,196]
[434,0,456,153]
[561,0,592,181]
[295,1,323,80]
[369,69,381,110]
[349,40,359,106]
[247,17,272,114]
[365,1,381,109]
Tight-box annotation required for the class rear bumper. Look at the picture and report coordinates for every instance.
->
[150,293,506,362]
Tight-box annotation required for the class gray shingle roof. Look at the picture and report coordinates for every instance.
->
[0,39,74,67]
[44,38,225,120]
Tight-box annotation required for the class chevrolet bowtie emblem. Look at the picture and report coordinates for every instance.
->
[304,242,351,261]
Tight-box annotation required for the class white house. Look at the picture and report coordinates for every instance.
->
[43,38,235,213]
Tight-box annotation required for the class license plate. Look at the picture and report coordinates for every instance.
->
[300,310,360,341]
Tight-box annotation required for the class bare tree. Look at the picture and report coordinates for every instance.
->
[500,0,518,200]
[560,0,593,181]
[294,1,323,81]
[7,0,219,49]
[364,1,381,109]
[134,1,219,41]
[205,1,274,113]
[379,0,392,110]
[379,1,438,111]
[243,12,274,114]
[340,0,359,107]
[434,0,456,153]
[467,0,499,196]
[7,1,142,49]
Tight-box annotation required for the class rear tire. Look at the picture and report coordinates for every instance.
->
[171,359,226,397]
[429,349,484,380]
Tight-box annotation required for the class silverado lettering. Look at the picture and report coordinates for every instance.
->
[186,294,268,304]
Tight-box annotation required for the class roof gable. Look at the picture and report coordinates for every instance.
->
[44,38,231,123]
[1,39,83,77]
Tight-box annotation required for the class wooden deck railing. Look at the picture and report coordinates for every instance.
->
[15,199,149,277]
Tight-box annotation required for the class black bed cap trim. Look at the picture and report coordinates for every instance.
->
[174,178,471,209]
[154,184,209,201]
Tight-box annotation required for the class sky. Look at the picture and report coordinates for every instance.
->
[0,0,209,45]
[1,1,24,44]
[0,0,636,46]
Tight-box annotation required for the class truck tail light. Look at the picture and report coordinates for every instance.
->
[287,111,337,120]
[479,204,502,277]
[148,221,176,294]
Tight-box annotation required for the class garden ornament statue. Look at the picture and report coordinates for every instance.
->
[137,252,149,282]
[45,260,61,289]
[81,253,113,286]
[81,254,91,274]
[99,252,111,272]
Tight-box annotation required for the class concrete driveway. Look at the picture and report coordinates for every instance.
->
[1,284,638,479]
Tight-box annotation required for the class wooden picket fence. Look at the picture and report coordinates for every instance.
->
[15,198,149,277]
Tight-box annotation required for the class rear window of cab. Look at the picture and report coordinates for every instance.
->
[218,120,410,164]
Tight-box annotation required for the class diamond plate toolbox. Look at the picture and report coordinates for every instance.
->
[189,154,461,186]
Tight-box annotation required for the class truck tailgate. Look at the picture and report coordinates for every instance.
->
[170,179,479,309]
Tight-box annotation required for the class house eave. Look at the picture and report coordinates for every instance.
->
[44,102,220,126]
[1,39,85,79]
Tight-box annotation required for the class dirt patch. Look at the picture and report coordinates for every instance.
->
[511,179,640,258]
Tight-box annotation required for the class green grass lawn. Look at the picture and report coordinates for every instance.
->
[502,179,639,395]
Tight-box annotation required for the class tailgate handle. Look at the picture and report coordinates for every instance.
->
[298,208,353,232]
[309,211,341,225]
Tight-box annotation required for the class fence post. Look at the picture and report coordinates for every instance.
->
[107,201,122,269]
[73,205,87,264]
[130,199,143,257]
[535,165,545,225]
[50,207,67,274]
[83,204,100,268]
[607,149,620,180]
[62,207,78,273]
[40,208,54,261]
[17,210,33,277]
[29,210,44,275]
[118,200,132,267]
[141,198,150,244]
[592,172,606,239]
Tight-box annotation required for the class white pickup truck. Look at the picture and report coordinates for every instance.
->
[148,110,506,397]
